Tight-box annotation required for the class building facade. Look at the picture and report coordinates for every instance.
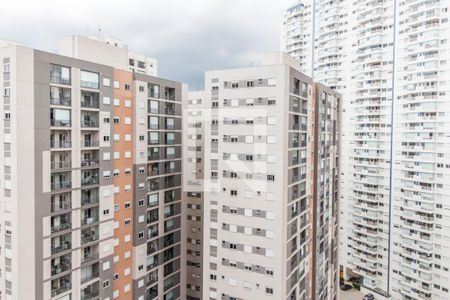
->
[282,1,450,299]
[0,38,185,300]
[194,53,339,300]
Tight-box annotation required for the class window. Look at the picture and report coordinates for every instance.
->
[246,81,254,87]
[103,280,110,289]
[80,70,99,89]
[125,84,131,91]
[265,287,273,294]
[148,83,160,98]
[50,108,71,127]
[148,194,159,207]
[149,132,159,144]
[230,190,237,196]
[50,64,71,85]
[149,116,159,129]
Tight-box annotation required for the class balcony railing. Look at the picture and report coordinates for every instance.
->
[81,215,99,226]
[81,290,100,300]
[50,76,71,85]
[81,140,99,147]
[51,241,71,255]
[81,100,100,109]
[81,159,99,168]
[51,222,71,233]
[81,270,100,284]
[51,200,71,213]
[82,251,99,263]
[81,177,99,186]
[51,140,72,149]
[51,282,71,297]
[50,97,71,106]
[51,259,71,276]
[51,161,71,170]
[80,81,99,90]
[51,181,71,191]
[51,119,71,127]
[81,120,99,128]
[81,195,99,206]
[81,233,99,245]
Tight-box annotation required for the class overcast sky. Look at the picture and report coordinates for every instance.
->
[0,0,291,90]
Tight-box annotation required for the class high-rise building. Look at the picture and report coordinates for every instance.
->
[282,1,450,299]
[0,36,185,300]
[192,53,340,300]
[182,90,206,300]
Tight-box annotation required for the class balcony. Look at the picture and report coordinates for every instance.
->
[147,209,159,223]
[81,91,100,108]
[164,87,176,100]
[164,103,176,115]
[81,189,99,206]
[80,70,99,90]
[51,274,71,297]
[148,225,159,239]
[81,282,99,300]
[81,207,99,226]
[81,263,100,284]
[81,226,99,245]
[50,86,71,106]
[51,173,71,191]
[51,213,71,233]
[81,170,99,186]
[51,234,71,255]
[82,246,99,264]
[51,254,71,276]
[51,194,71,213]
[50,64,71,85]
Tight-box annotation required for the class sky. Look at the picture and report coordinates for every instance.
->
[0,0,291,90]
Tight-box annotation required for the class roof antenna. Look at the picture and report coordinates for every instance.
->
[249,61,254,67]
[98,25,102,39]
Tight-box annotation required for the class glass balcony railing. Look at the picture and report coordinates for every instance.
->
[81,159,99,168]
[51,240,71,255]
[51,256,71,276]
[81,140,99,147]
[51,221,71,233]
[81,176,99,186]
[51,119,71,127]
[50,140,72,149]
[51,180,71,191]
[50,76,71,86]
[51,277,71,297]
[50,97,71,106]
[51,161,71,171]
[81,232,99,245]
[81,119,99,128]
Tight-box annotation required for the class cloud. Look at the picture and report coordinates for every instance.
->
[0,0,289,89]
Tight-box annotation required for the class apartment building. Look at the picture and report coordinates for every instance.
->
[194,53,339,300]
[181,91,206,300]
[282,1,450,299]
[0,37,185,300]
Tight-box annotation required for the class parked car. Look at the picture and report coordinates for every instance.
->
[340,283,352,291]
[363,293,374,300]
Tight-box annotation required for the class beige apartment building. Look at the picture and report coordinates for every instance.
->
[184,53,340,300]
[0,36,185,300]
